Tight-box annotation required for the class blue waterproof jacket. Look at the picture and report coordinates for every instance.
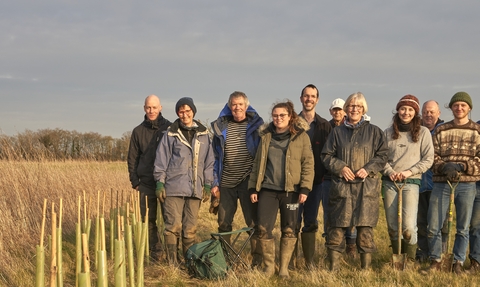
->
[210,104,264,187]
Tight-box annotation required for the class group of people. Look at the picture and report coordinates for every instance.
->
[127,87,480,278]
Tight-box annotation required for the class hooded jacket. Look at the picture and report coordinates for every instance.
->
[153,119,214,199]
[248,118,314,195]
[211,104,264,187]
[127,114,171,189]
[321,117,388,227]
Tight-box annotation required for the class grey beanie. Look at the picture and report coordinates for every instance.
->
[175,97,197,116]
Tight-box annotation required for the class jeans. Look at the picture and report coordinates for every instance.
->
[257,189,299,239]
[322,179,357,244]
[383,181,419,244]
[417,190,449,259]
[297,183,322,233]
[469,184,480,263]
[427,182,476,263]
[217,178,258,234]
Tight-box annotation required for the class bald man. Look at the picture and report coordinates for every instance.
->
[128,95,171,260]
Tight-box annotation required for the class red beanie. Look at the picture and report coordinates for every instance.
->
[396,94,420,114]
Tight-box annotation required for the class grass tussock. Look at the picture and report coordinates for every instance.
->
[0,160,479,286]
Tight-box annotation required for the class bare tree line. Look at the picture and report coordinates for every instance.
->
[0,128,131,161]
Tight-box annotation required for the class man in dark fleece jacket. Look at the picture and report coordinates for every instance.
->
[127,95,171,259]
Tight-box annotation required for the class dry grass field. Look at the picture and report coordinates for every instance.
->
[0,160,479,287]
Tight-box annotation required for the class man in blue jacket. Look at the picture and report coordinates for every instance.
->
[211,91,264,267]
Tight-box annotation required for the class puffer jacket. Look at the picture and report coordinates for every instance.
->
[127,114,171,189]
[211,104,264,187]
[153,119,214,199]
[321,118,388,227]
[248,118,314,195]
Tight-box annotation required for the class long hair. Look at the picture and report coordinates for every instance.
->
[272,100,299,135]
[391,113,421,142]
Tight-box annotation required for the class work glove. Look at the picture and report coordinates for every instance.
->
[155,182,166,203]
[209,195,220,215]
[202,185,211,203]
[442,162,464,182]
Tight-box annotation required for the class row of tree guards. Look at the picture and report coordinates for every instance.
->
[35,190,160,287]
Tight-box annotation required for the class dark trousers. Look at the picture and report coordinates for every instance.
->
[257,189,299,239]
[138,184,159,251]
[218,178,258,234]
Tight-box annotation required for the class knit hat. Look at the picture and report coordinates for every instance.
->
[330,98,345,110]
[449,91,473,109]
[175,97,197,116]
[396,94,420,115]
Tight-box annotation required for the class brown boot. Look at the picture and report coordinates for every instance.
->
[301,232,316,269]
[165,234,178,266]
[468,258,480,274]
[346,243,357,260]
[279,238,297,278]
[420,260,442,275]
[453,261,465,275]
[259,238,275,276]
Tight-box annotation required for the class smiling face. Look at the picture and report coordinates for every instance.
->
[144,95,162,121]
[451,101,471,121]
[272,107,291,133]
[422,100,440,131]
[346,99,364,125]
[398,105,416,124]
[300,87,319,112]
[230,96,247,122]
[177,105,194,127]
[330,107,346,123]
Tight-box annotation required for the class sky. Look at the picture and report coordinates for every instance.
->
[1,1,480,138]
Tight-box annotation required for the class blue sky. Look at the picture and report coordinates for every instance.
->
[1,1,479,138]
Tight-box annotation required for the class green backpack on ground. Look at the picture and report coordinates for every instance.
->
[185,239,229,280]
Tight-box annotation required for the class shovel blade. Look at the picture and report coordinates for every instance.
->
[441,254,454,272]
[392,254,407,270]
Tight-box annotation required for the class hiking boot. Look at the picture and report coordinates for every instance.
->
[279,238,297,278]
[420,260,441,275]
[346,243,357,260]
[453,262,465,275]
[468,258,480,274]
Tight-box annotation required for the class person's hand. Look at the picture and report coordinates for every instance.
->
[442,163,463,181]
[298,194,307,204]
[355,168,368,179]
[341,166,355,181]
[211,186,220,198]
[202,185,211,203]
[155,182,166,203]
[250,193,258,203]
[209,195,220,215]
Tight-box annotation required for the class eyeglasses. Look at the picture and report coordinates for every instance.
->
[347,105,363,111]
[272,113,288,119]
[178,109,193,116]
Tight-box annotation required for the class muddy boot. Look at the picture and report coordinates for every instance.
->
[182,238,196,259]
[391,240,400,255]
[327,248,342,271]
[405,243,419,269]
[360,253,372,270]
[279,238,297,278]
[165,234,178,266]
[346,243,357,260]
[288,237,298,270]
[222,233,232,246]
[301,232,316,269]
[259,238,275,277]
[250,236,263,269]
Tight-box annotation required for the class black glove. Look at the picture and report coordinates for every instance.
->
[442,162,464,181]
